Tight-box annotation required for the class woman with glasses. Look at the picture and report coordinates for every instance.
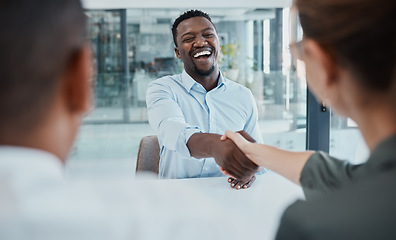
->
[221,0,396,238]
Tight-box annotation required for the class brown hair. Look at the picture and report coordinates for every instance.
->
[296,0,396,91]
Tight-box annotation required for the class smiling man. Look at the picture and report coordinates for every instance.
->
[146,10,264,189]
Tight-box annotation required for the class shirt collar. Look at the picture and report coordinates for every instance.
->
[181,70,227,93]
[217,72,227,89]
[181,70,196,92]
[366,133,396,169]
[0,146,64,178]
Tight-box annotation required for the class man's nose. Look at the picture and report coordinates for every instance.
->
[194,36,207,47]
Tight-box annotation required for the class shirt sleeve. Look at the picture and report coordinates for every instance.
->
[300,151,363,200]
[146,80,202,158]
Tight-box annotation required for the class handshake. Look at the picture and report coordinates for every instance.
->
[188,130,260,190]
[217,130,259,190]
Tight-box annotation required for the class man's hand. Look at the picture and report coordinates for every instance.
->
[211,137,259,181]
[235,130,256,143]
[219,130,258,189]
[219,166,257,190]
[228,175,256,190]
[187,132,259,181]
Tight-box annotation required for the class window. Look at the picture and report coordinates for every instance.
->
[330,113,369,164]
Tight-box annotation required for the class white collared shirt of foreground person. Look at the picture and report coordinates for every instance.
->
[0,146,280,240]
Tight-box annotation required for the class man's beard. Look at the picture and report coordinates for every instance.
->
[193,63,215,77]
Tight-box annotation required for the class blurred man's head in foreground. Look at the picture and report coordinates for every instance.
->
[0,0,92,161]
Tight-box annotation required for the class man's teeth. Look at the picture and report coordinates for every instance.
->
[194,51,211,58]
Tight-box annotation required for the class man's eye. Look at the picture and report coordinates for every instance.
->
[204,34,214,38]
[183,37,194,42]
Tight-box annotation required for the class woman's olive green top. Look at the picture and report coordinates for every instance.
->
[276,134,396,240]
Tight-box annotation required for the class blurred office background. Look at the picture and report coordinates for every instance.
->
[66,0,369,177]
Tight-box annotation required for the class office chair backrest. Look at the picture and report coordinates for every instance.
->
[136,135,160,174]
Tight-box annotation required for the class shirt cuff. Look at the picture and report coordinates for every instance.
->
[158,122,202,159]
[256,167,268,175]
[179,127,202,157]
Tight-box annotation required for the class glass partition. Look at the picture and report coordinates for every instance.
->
[85,10,125,122]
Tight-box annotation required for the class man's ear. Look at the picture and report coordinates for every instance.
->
[174,47,181,59]
[62,45,93,115]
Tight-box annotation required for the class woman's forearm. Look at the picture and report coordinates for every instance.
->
[245,143,313,185]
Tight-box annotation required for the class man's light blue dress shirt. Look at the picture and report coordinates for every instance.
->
[146,70,263,179]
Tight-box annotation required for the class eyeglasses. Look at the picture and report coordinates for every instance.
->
[289,5,304,60]
[289,5,328,112]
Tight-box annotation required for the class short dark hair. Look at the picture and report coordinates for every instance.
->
[0,0,87,133]
[172,10,215,47]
